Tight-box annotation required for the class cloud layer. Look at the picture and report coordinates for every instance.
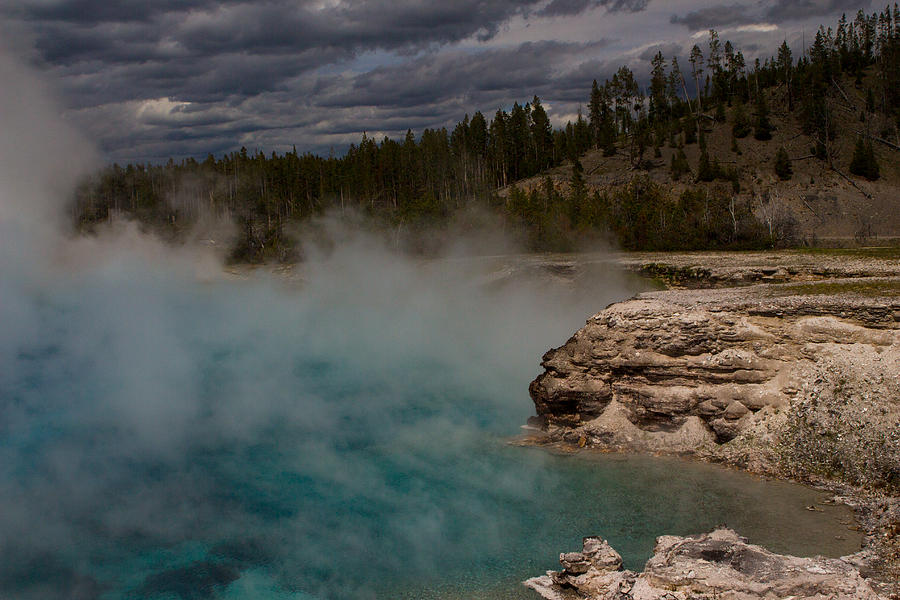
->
[0,0,874,162]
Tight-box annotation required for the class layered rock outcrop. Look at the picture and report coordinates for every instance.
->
[525,529,889,600]
[529,282,900,467]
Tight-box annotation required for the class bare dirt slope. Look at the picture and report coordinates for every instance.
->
[512,81,900,244]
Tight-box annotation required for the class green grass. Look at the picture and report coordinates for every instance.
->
[778,279,900,297]
[790,246,900,259]
[638,263,713,287]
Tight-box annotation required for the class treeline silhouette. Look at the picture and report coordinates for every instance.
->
[73,7,900,260]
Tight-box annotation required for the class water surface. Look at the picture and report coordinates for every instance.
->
[0,249,860,599]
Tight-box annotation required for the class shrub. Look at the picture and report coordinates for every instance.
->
[670,149,691,180]
[753,94,774,141]
[732,103,751,139]
[776,359,900,493]
[774,147,792,180]
[849,137,880,181]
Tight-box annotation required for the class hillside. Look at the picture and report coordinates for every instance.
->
[507,76,900,246]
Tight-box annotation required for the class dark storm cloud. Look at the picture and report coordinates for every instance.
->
[62,35,618,163]
[0,0,869,163]
[669,4,754,30]
[538,0,650,17]
[18,1,548,60]
[30,21,175,65]
[14,0,228,25]
[670,0,871,31]
[13,0,648,69]
[10,0,565,111]
[170,2,526,55]
[639,42,683,61]
[88,37,611,161]
[765,0,871,21]
[318,40,610,109]
[1,0,632,162]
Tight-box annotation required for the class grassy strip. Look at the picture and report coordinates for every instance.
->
[778,279,900,297]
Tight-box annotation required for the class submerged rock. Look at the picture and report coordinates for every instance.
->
[525,528,889,600]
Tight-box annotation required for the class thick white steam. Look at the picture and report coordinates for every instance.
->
[0,47,97,234]
[0,43,641,599]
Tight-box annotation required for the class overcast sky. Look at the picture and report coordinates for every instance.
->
[0,0,873,163]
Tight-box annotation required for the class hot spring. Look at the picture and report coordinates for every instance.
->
[0,241,861,600]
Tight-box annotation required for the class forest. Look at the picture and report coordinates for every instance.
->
[72,7,900,261]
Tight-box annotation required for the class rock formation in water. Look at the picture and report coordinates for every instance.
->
[525,528,889,600]
[526,274,900,591]
[529,283,900,482]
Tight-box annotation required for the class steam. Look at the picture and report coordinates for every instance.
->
[0,44,862,600]
[0,45,640,599]
[0,48,95,233]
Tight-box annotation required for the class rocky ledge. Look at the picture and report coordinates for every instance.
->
[529,280,900,473]
[526,277,900,593]
[525,529,889,600]
[619,250,900,287]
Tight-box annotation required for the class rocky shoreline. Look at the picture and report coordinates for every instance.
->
[523,256,900,599]
[525,529,889,600]
[618,249,900,288]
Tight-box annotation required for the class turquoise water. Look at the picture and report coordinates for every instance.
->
[0,248,859,600]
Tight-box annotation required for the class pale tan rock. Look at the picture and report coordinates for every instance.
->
[529,285,900,458]
[723,401,749,420]
[696,400,718,416]
[792,316,898,345]
[525,529,889,600]
[577,401,716,453]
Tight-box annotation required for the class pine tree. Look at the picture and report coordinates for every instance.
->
[568,158,588,226]
[753,93,773,141]
[670,148,690,180]
[469,111,488,159]
[683,114,697,144]
[530,96,553,171]
[649,51,668,122]
[774,147,793,180]
[849,138,880,180]
[508,102,531,180]
[590,81,617,157]
[506,183,528,220]
[732,102,751,138]
[543,175,556,211]
[601,123,617,156]
[776,41,794,111]
[696,134,715,182]
[689,44,705,112]
[715,101,726,122]
[697,149,715,182]
[588,80,604,147]
[573,110,592,155]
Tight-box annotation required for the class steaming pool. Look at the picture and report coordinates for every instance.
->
[0,251,861,599]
